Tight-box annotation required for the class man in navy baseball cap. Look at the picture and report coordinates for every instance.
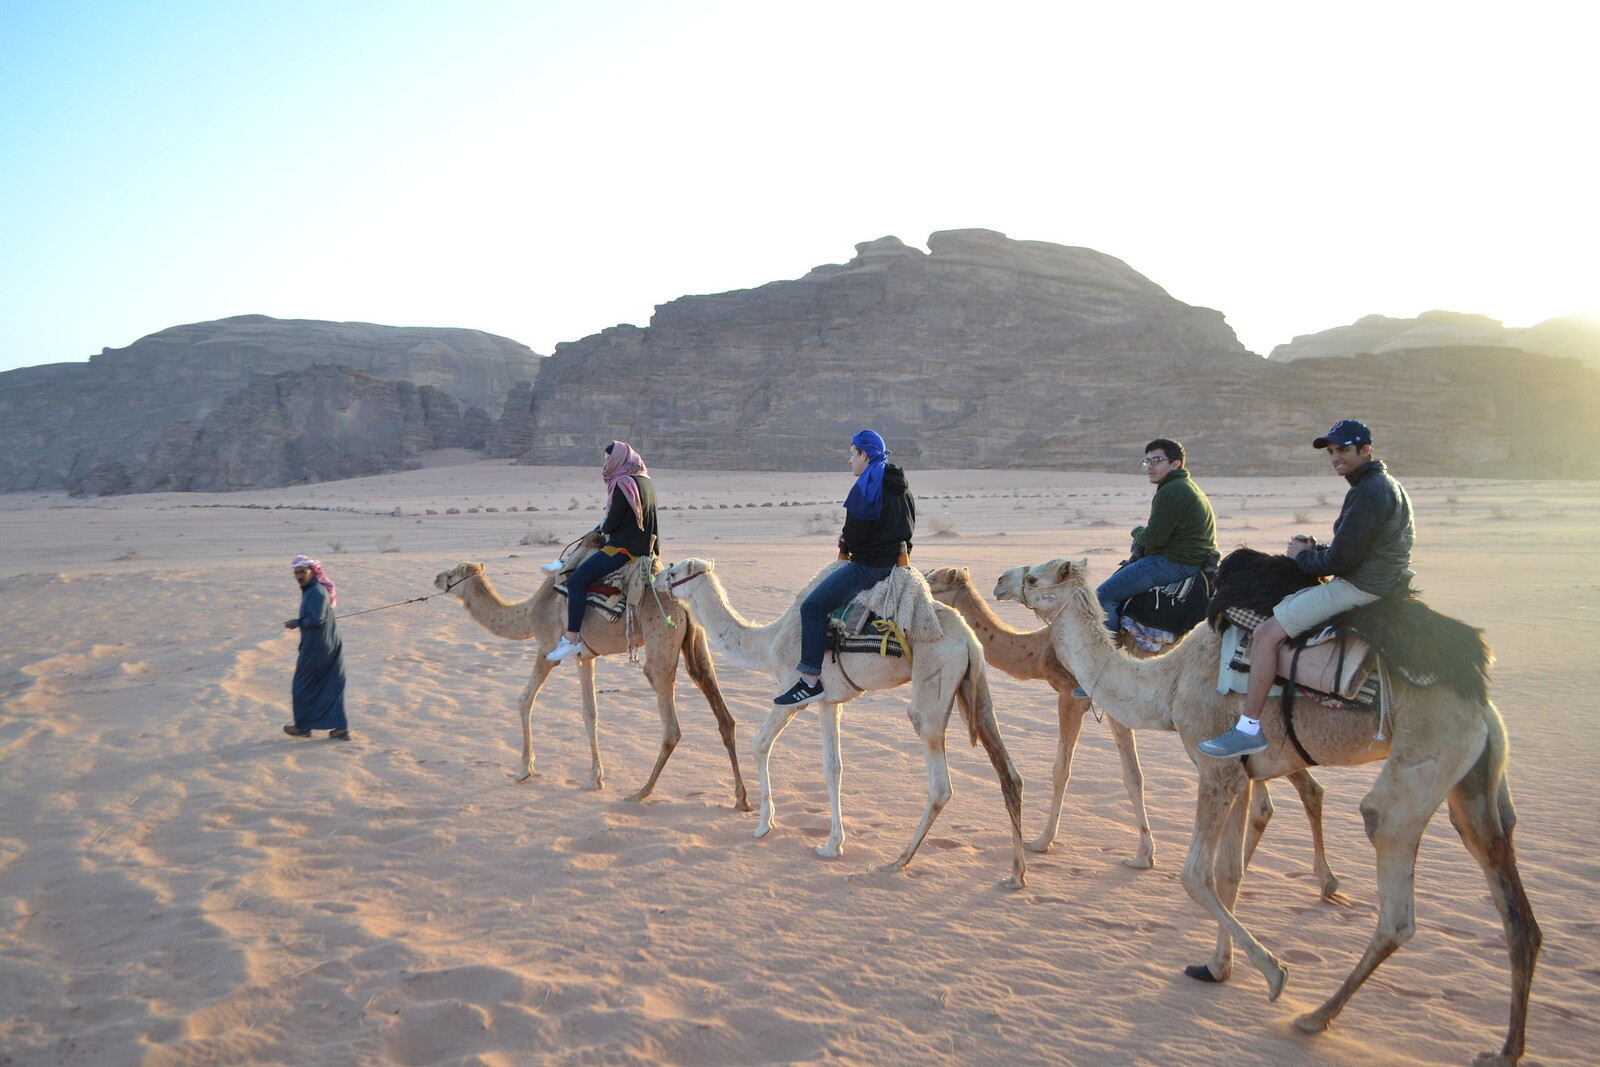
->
[1198,418,1414,760]
[1312,419,1373,449]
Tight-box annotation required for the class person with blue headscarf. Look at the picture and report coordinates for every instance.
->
[774,430,917,707]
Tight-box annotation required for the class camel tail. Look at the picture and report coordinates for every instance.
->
[956,646,1025,837]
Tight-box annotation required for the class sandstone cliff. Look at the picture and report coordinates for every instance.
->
[492,229,1600,479]
[492,229,1259,473]
[72,366,491,495]
[0,316,538,492]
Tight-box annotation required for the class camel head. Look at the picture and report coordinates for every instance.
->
[653,557,715,598]
[922,566,973,604]
[434,561,485,597]
[995,558,1090,614]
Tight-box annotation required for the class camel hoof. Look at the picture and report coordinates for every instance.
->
[734,798,754,814]
[753,822,775,839]
[814,844,843,859]
[1184,963,1223,983]
[1121,855,1155,870]
[1471,1053,1515,1067]
[514,771,533,784]
[1266,962,1289,1002]
[877,860,909,874]
[1001,873,1026,890]
[1293,1011,1330,1034]
[1319,875,1342,902]
[624,790,649,803]
[1024,837,1054,854]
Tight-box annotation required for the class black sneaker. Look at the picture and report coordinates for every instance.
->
[773,679,824,707]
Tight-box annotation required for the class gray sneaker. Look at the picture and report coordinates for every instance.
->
[1197,726,1268,758]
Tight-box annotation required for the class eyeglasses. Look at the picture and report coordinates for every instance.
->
[1141,457,1171,467]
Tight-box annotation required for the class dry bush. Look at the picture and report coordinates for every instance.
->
[800,509,843,535]
[519,527,563,546]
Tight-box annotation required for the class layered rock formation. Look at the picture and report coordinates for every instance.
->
[77,366,492,494]
[494,229,1600,478]
[1270,310,1600,370]
[492,229,1259,472]
[0,316,538,492]
[6,232,1597,492]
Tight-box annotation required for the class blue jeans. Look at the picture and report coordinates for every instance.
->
[1095,554,1201,633]
[566,549,630,633]
[797,561,894,676]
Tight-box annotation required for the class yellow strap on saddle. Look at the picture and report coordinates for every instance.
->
[870,618,912,667]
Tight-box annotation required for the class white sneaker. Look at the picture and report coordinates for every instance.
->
[539,559,566,573]
[545,637,583,662]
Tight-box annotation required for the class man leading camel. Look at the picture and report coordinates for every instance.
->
[1199,419,1414,758]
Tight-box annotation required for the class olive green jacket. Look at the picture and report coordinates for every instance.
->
[1132,467,1216,566]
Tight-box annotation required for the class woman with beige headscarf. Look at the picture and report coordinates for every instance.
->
[546,442,659,662]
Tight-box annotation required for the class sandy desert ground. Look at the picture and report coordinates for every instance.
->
[1,455,1595,1066]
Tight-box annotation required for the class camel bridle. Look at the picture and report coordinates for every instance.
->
[666,564,707,591]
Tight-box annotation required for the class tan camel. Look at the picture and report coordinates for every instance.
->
[654,557,1028,888]
[432,560,750,811]
[1004,557,1540,1066]
[943,565,1340,896]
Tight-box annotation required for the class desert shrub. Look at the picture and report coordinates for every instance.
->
[800,509,843,535]
[519,527,563,546]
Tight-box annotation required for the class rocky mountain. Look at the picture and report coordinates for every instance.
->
[491,229,1260,473]
[0,316,538,492]
[74,366,491,495]
[491,230,1600,479]
[5,231,1597,492]
[1270,310,1600,370]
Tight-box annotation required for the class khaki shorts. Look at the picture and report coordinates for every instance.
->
[1273,578,1381,638]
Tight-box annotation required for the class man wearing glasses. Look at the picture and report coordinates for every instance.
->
[1199,419,1414,758]
[1091,437,1217,642]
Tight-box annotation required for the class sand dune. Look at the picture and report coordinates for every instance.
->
[0,461,1594,1065]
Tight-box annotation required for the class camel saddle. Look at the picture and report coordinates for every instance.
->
[1117,550,1219,651]
[1207,547,1491,703]
[552,577,627,622]
[826,602,906,659]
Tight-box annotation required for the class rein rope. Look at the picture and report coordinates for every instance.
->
[333,588,448,620]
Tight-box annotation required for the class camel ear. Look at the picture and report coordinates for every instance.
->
[1073,558,1089,571]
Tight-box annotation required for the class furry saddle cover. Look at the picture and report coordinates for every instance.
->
[1207,547,1491,702]
[826,565,944,659]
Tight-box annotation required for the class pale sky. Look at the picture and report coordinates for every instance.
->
[1,0,1593,375]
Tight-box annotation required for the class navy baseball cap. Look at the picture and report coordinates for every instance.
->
[1313,419,1372,449]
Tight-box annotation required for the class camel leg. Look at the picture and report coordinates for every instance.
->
[1181,767,1288,999]
[880,708,953,874]
[1284,768,1342,902]
[1193,777,1257,986]
[576,658,604,791]
[1026,691,1087,854]
[1442,759,1541,1066]
[624,653,682,803]
[1294,744,1473,1035]
[513,657,559,783]
[752,700,805,840]
[1106,715,1155,869]
[682,623,752,812]
[816,701,846,858]
[1243,774,1274,871]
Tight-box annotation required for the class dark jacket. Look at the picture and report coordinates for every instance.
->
[1295,459,1414,596]
[841,464,915,568]
[599,474,658,558]
[1133,467,1217,566]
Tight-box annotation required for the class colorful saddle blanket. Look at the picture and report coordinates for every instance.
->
[1223,608,1378,710]
[826,603,906,658]
[552,578,626,622]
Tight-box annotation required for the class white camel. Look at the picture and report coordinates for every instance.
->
[655,557,1028,888]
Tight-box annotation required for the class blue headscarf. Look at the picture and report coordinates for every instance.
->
[844,429,890,520]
